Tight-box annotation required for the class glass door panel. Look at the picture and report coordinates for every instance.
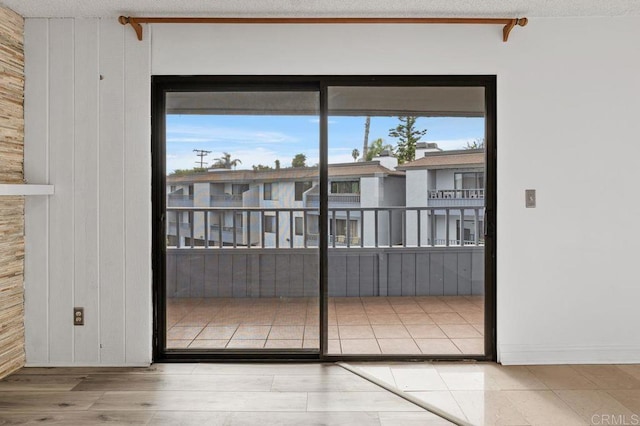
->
[326,86,487,356]
[164,90,320,352]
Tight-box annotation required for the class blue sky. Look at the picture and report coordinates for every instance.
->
[166,114,484,173]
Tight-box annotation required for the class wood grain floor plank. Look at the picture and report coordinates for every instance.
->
[150,411,381,426]
[192,363,349,376]
[271,374,383,392]
[0,391,103,412]
[0,374,87,391]
[90,391,308,412]
[0,411,154,425]
[72,374,273,392]
[307,391,423,412]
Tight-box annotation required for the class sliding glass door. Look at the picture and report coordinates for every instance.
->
[160,87,320,354]
[326,86,487,356]
[152,76,495,360]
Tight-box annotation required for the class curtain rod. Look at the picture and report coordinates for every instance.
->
[118,16,528,42]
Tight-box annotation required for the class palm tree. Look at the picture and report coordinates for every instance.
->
[352,148,360,162]
[362,116,370,161]
[212,152,242,169]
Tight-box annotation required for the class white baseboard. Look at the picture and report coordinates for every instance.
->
[24,362,151,368]
[498,344,640,365]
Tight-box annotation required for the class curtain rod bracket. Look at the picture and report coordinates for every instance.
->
[118,16,143,40]
[503,17,528,42]
[118,16,528,42]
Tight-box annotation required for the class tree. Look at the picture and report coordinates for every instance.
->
[464,138,485,150]
[252,164,273,171]
[365,138,394,161]
[169,167,206,176]
[291,153,307,168]
[352,148,360,161]
[388,116,427,164]
[212,152,242,169]
[275,159,281,169]
[362,116,370,161]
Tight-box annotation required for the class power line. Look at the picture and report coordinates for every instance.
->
[193,149,212,168]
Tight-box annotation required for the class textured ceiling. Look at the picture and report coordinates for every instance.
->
[1,0,639,18]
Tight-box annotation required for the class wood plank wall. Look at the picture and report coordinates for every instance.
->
[0,6,25,379]
[23,19,151,366]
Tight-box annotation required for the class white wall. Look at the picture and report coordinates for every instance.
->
[24,17,640,365]
[24,18,151,366]
[406,169,429,246]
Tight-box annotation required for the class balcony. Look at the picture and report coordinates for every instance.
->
[167,193,194,207]
[165,205,486,354]
[305,193,361,208]
[428,188,484,207]
[210,193,243,207]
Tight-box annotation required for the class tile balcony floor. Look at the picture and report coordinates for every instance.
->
[167,295,485,355]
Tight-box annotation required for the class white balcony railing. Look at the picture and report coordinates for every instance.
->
[210,194,243,207]
[429,189,484,199]
[305,193,361,207]
[166,206,484,249]
[428,189,484,207]
[167,194,194,207]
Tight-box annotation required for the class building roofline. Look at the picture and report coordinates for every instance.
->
[167,161,405,184]
[397,149,484,170]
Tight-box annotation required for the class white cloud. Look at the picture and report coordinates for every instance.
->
[167,124,298,145]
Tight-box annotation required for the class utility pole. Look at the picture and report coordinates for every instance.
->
[193,149,211,169]
[362,116,370,161]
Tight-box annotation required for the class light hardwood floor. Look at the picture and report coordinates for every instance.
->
[1,362,639,425]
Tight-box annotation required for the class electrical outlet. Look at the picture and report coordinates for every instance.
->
[74,307,84,326]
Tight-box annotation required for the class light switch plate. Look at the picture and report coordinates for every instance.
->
[525,189,536,208]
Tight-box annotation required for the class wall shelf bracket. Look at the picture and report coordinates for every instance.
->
[118,16,528,43]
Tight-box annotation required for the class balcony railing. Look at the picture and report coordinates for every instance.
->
[428,189,484,207]
[166,206,484,249]
[210,194,243,207]
[429,189,484,199]
[167,194,194,207]
[306,193,361,207]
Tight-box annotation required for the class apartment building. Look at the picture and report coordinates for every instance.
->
[399,143,485,247]
[166,159,405,248]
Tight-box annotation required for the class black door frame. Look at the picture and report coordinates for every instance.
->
[151,75,497,362]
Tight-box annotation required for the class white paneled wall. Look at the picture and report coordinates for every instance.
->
[24,18,151,366]
[22,16,640,365]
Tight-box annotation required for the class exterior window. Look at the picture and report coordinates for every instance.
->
[454,172,484,190]
[264,183,272,200]
[295,217,304,235]
[331,180,360,194]
[264,215,275,233]
[331,219,359,244]
[232,184,249,195]
[308,216,319,235]
[333,219,358,237]
[188,185,194,196]
[456,219,484,243]
[295,181,313,201]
